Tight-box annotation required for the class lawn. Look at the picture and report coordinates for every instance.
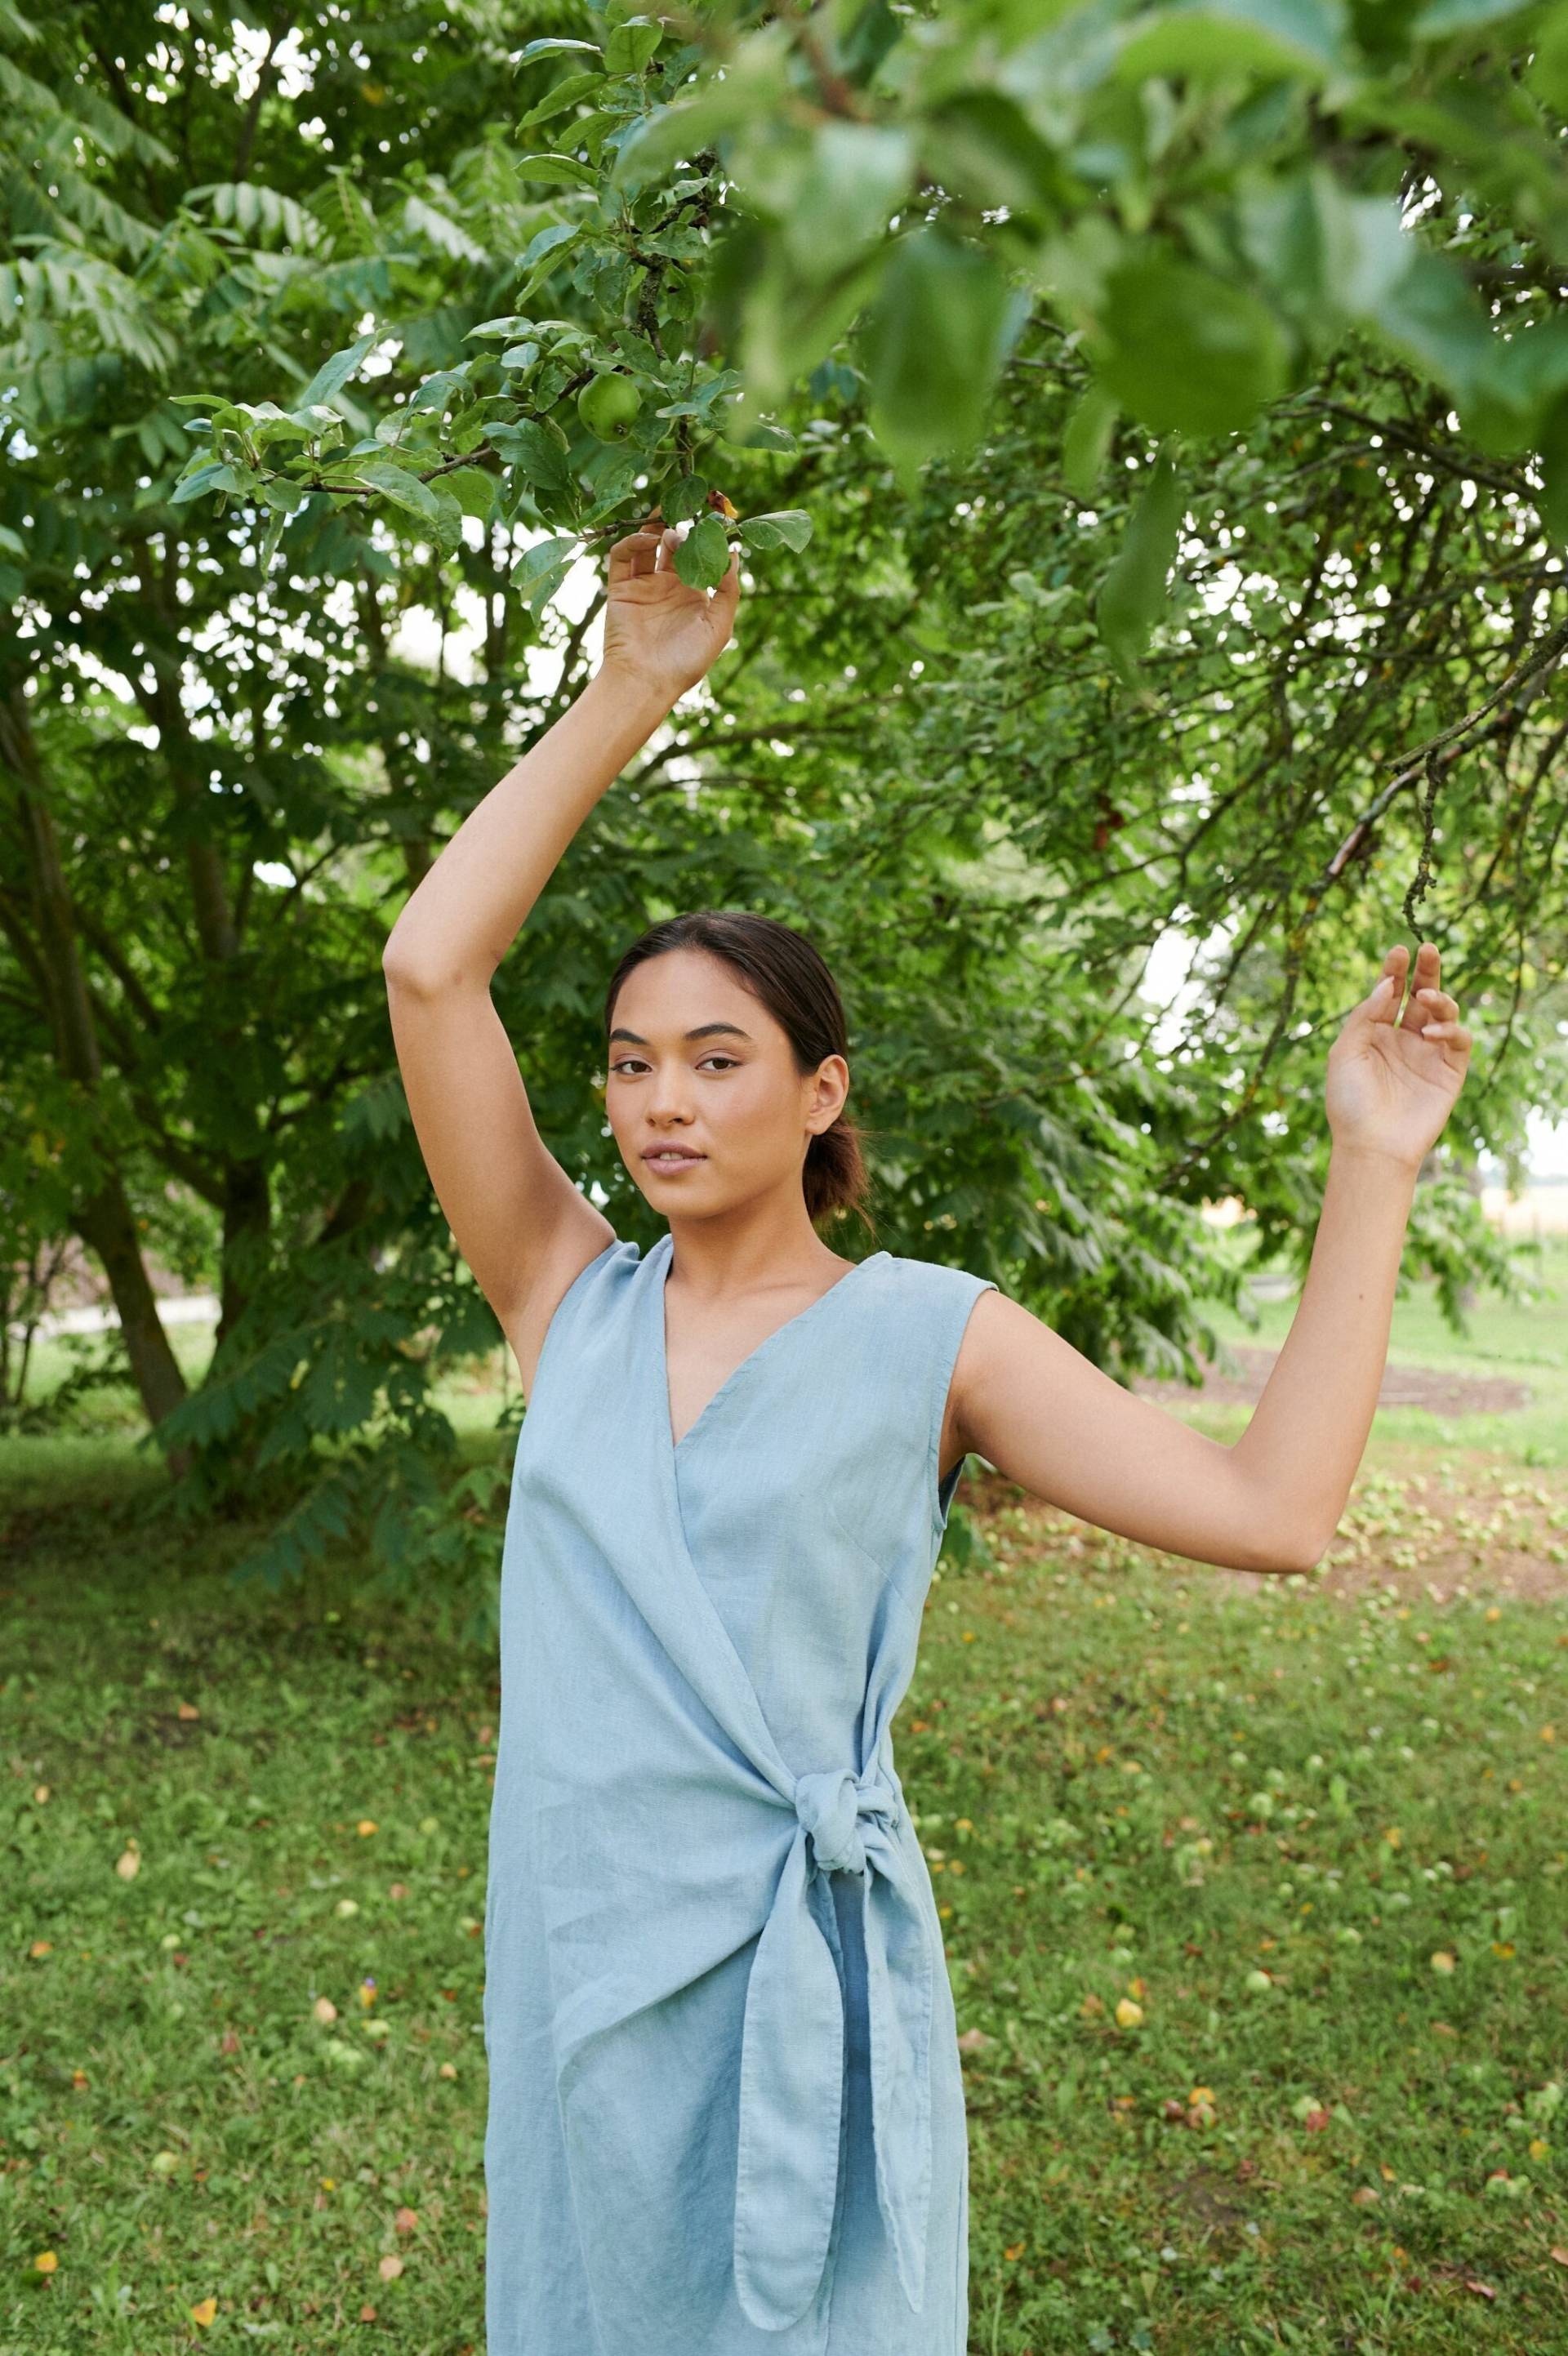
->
[4,1245,1566,2353]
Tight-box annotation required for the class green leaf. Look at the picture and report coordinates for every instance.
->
[921,91,1068,216]
[443,465,498,519]
[1461,317,1568,453]
[514,152,599,190]
[229,401,316,448]
[515,36,602,61]
[720,417,797,452]
[259,502,289,574]
[604,17,662,74]
[486,418,576,499]
[1414,0,1534,32]
[511,533,577,586]
[290,404,349,437]
[737,508,813,552]
[403,194,488,265]
[658,472,709,523]
[170,460,241,505]
[652,367,744,422]
[1237,168,1412,327]
[1062,381,1118,498]
[1114,0,1348,82]
[1095,443,1184,681]
[467,316,535,341]
[611,94,734,186]
[510,533,577,615]
[429,484,466,558]
[408,369,467,416]
[608,24,794,189]
[296,332,377,413]
[673,510,731,589]
[739,245,883,413]
[519,221,580,273]
[578,443,645,513]
[1529,10,1568,107]
[1089,251,1290,437]
[861,229,1032,479]
[1374,247,1495,408]
[777,121,913,278]
[350,460,441,522]
[517,69,604,131]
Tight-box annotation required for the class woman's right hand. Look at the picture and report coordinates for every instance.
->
[597,512,742,705]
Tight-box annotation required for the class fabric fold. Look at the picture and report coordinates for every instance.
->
[733,1764,935,2332]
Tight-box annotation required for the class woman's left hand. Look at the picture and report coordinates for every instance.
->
[1324,942,1472,1169]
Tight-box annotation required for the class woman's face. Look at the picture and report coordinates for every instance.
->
[604,948,848,1214]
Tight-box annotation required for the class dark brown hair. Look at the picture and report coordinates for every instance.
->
[603,911,876,1237]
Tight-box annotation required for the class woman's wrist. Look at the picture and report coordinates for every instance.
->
[1326,1133,1423,1183]
[587,658,681,732]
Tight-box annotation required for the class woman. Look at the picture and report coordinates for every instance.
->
[383,516,1472,2356]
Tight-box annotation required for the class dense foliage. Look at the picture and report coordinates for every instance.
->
[4,0,1566,1606]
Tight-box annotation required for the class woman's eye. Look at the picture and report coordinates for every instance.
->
[608,1055,737,1076]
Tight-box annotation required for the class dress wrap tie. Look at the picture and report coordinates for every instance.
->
[733,1761,937,2332]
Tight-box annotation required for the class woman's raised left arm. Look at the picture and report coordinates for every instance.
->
[948,942,1472,1575]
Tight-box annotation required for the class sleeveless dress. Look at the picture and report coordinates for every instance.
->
[482,1229,998,2355]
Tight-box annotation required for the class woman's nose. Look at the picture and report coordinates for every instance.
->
[646,1072,696,1124]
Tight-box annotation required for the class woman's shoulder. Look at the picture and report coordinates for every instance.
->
[878,1246,997,1298]
[871,1248,1000,1340]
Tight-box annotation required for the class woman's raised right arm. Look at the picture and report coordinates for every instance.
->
[382,516,741,1387]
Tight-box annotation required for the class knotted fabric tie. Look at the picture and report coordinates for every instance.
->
[733,1763,936,2333]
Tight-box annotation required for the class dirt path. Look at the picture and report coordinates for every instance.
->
[968,1458,1568,1605]
[968,1326,1568,1603]
[1130,1343,1534,1418]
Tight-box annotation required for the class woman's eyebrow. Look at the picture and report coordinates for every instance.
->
[608,1022,755,1045]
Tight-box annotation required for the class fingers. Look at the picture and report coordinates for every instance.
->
[1368,940,1448,1023]
[1370,943,1408,1017]
[1397,939,1442,1027]
[1369,951,1405,1019]
[1413,986,1467,1049]
[1416,1004,1472,1055]
[1352,944,1469,1073]
[605,512,665,581]
[604,516,741,611]
[1374,940,1468,1050]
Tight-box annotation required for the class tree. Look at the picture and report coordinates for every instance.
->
[170,0,1568,660]
[2,0,1561,1617]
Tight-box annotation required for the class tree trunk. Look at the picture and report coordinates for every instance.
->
[0,689,191,1455]
[216,1156,273,1352]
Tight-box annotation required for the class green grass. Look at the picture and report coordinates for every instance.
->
[918,1526,1568,2353]
[1192,1234,1568,1472]
[4,1254,1567,2352]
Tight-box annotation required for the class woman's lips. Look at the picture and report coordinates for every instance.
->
[644,1149,706,1171]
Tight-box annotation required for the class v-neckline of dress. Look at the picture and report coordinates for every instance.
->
[654,1230,889,1461]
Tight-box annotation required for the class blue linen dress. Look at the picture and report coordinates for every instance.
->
[483,1228,998,2355]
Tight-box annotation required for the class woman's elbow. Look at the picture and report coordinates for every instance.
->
[1251,1524,1332,1577]
[382,943,490,997]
